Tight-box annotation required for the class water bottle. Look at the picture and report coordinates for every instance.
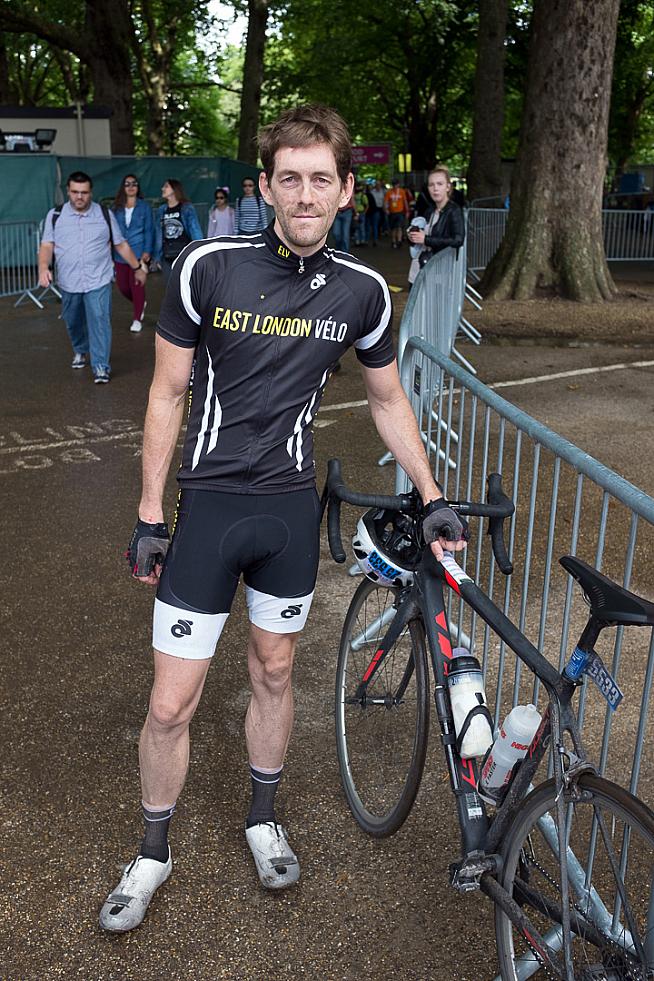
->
[447,649,493,759]
[478,703,542,806]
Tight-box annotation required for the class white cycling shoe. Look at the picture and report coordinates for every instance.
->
[245,822,300,890]
[99,850,172,932]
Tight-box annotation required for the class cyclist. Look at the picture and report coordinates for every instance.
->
[99,103,468,932]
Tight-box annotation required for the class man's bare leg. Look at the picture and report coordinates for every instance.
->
[244,624,301,889]
[245,624,298,768]
[100,650,211,932]
[140,648,212,809]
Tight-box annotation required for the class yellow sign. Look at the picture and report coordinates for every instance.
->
[397,153,412,173]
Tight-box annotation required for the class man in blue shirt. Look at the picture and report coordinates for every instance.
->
[38,171,147,384]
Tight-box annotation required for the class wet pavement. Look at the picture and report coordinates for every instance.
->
[1,244,653,980]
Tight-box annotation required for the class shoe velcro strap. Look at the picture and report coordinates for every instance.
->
[106,893,133,907]
[267,856,297,867]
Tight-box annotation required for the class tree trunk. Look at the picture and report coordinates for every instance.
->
[483,0,620,302]
[1,1,134,154]
[467,0,509,203]
[85,0,134,154]
[238,0,268,164]
[0,35,16,103]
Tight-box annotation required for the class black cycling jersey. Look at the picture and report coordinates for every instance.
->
[157,224,395,494]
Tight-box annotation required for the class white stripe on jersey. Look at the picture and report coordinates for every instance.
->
[207,392,222,456]
[327,253,392,351]
[178,238,266,325]
[287,369,329,472]
[192,346,222,470]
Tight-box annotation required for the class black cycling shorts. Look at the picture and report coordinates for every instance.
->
[153,488,321,659]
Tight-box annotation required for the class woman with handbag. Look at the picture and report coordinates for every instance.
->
[407,166,465,286]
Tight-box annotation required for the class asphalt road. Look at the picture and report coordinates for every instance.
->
[1,249,653,981]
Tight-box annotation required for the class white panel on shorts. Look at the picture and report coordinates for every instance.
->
[153,598,228,659]
[245,586,315,634]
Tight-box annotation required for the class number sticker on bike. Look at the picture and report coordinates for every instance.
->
[584,651,623,711]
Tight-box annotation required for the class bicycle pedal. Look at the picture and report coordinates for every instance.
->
[449,852,502,893]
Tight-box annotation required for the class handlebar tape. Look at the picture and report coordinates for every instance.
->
[486,473,514,575]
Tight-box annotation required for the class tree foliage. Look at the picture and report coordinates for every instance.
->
[262,0,478,171]
[608,0,654,175]
[0,0,239,155]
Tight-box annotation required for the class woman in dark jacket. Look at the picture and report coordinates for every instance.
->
[407,165,465,285]
[112,174,155,332]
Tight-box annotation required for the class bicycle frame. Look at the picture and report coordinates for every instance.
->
[355,546,606,978]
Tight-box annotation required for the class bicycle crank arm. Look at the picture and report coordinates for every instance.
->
[449,850,503,892]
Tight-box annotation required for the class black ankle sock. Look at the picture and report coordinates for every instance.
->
[139,803,175,862]
[246,765,282,828]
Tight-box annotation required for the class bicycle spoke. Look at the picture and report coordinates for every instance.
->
[495,775,654,980]
[335,580,429,837]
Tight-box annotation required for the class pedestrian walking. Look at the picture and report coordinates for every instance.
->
[154,180,203,283]
[207,186,236,237]
[38,170,147,384]
[384,177,410,249]
[112,174,155,333]
[234,176,268,234]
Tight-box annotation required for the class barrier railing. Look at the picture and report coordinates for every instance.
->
[0,220,47,308]
[396,338,654,804]
[468,207,654,272]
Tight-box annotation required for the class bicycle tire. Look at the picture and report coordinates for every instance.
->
[335,578,429,837]
[495,772,654,980]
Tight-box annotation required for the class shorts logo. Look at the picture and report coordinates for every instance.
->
[310,273,326,291]
[171,618,193,638]
[280,604,303,619]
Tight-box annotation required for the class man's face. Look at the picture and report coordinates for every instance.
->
[67,181,92,211]
[260,144,353,255]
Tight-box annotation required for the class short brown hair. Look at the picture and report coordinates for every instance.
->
[258,105,352,184]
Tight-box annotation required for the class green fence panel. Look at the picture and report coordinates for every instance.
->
[0,153,260,227]
[0,154,60,222]
[57,156,260,212]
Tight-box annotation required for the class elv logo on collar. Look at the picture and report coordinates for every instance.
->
[277,244,291,259]
[310,273,326,290]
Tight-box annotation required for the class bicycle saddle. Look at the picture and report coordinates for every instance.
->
[560,555,654,627]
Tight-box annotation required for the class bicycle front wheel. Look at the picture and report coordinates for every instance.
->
[495,773,654,979]
[335,578,429,837]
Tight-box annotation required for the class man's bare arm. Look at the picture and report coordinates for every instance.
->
[38,241,54,287]
[139,334,195,524]
[360,360,441,504]
[361,360,466,559]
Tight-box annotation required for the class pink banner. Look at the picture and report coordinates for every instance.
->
[351,144,391,166]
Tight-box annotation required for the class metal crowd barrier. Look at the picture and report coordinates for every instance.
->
[468,207,654,272]
[603,208,654,260]
[397,338,654,806]
[0,220,49,308]
[396,246,467,368]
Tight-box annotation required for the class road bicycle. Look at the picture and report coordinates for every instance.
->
[322,458,654,980]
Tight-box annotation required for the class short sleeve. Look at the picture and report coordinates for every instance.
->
[108,210,125,246]
[41,210,55,244]
[156,242,208,349]
[354,276,395,369]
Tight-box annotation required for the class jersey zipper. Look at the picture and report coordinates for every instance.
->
[298,256,305,274]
